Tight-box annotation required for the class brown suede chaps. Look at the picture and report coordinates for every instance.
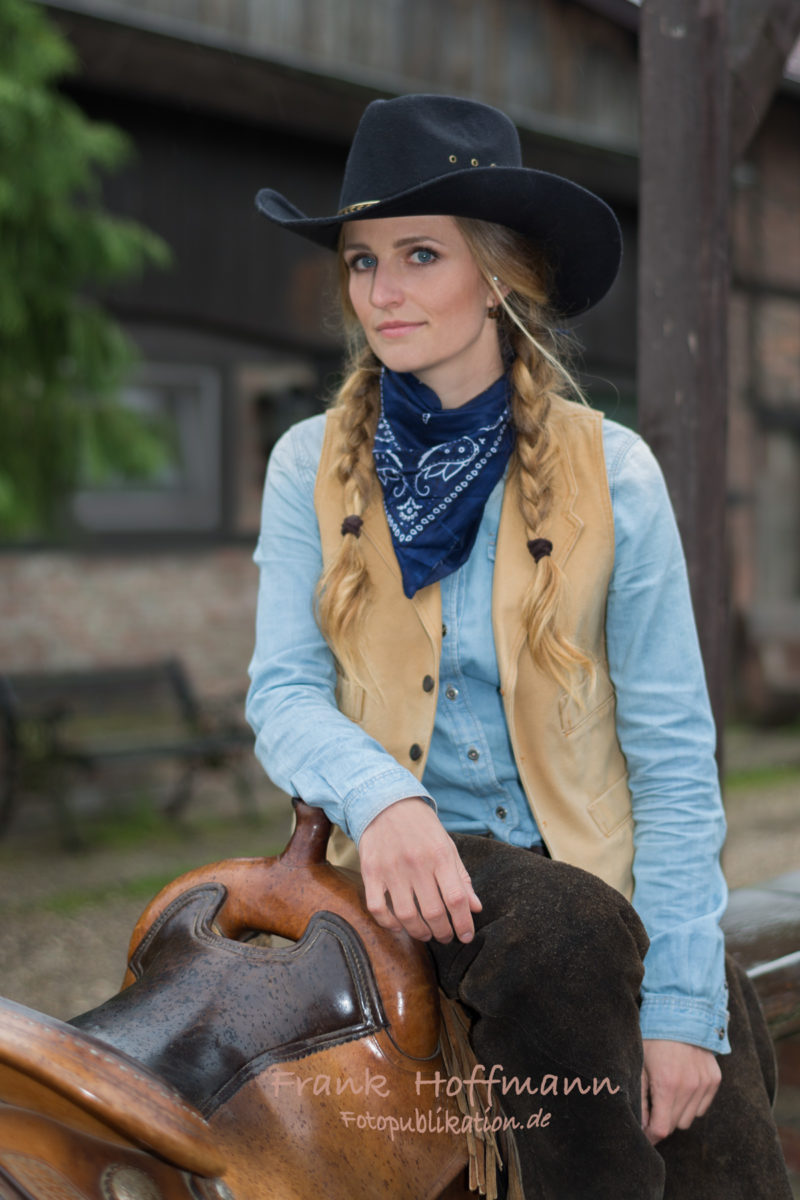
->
[428,834,793,1200]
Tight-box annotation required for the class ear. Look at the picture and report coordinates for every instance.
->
[487,274,511,305]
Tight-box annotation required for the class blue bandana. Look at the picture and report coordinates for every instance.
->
[373,367,515,598]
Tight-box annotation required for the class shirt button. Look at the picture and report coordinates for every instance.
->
[717,1027,725,1040]
[495,805,507,820]
[409,743,423,762]
[422,675,435,692]
[467,748,480,762]
[446,686,459,701]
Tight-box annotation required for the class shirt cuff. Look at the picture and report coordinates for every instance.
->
[639,989,730,1055]
[290,760,436,844]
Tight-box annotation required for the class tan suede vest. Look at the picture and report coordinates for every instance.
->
[314,397,634,899]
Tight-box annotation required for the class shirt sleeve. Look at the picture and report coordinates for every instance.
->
[245,416,434,843]
[604,424,730,1054]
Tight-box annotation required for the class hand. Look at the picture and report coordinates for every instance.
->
[358,798,482,944]
[641,1039,721,1144]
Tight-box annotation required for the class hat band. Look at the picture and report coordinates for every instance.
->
[337,199,380,216]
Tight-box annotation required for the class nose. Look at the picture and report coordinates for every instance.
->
[368,261,403,309]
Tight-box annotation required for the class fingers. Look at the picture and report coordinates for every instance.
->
[361,876,408,935]
[421,851,481,942]
[641,1040,722,1144]
[643,1085,680,1146]
[640,1067,650,1131]
[398,875,454,943]
[456,855,484,915]
[671,1055,720,1131]
[365,852,478,943]
[363,872,451,943]
[359,798,481,944]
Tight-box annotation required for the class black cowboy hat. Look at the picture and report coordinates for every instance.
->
[255,93,622,319]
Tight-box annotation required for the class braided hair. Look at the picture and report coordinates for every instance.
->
[316,217,595,695]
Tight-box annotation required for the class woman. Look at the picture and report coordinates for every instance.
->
[247,94,789,1198]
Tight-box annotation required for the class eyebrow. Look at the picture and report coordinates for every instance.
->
[343,235,447,251]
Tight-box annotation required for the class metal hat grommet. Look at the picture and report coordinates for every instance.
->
[254,92,623,318]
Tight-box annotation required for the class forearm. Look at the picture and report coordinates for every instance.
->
[246,416,433,841]
[247,671,432,840]
[622,697,728,1052]
[605,425,729,1053]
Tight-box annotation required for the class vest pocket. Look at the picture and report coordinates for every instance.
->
[587,775,632,837]
[558,666,616,736]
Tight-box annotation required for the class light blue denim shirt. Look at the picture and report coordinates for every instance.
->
[247,412,730,1055]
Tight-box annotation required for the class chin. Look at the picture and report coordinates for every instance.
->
[370,346,431,377]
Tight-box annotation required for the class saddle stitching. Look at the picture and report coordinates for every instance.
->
[198,910,392,1114]
[120,888,400,1115]
[128,882,225,978]
[202,1024,388,1116]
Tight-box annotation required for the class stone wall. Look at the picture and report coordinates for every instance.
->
[1,546,259,699]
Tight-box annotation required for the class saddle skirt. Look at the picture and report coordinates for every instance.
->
[0,803,484,1200]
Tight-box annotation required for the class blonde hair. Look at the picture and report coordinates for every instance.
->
[316,217,595,695]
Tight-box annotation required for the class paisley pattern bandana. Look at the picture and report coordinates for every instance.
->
[373,367,515,598]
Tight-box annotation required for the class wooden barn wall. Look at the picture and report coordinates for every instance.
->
[44,0,639,155]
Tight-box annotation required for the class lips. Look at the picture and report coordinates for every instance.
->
[375,321,425,337]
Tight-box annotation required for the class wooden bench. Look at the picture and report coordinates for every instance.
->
[723,868,800,1177]
[0,658,254,842]
[723,868,800,1040]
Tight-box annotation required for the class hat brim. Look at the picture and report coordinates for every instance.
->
[255,166,621,318]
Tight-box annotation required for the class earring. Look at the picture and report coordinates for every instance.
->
[487,275,502,317]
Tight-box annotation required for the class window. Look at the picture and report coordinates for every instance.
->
[756,425,800,604]
[71,363,222,533]
[233,361,323,534]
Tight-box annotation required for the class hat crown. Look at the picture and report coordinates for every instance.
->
[255,91,622,317]
[338,94,522,212]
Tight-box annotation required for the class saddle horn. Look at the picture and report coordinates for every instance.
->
[122,800,440,1060]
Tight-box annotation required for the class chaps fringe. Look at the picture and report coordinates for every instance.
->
[438,992,524,1200]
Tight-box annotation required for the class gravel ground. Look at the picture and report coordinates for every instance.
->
[0,731,798,1191]
[0,764,294,1019]
[0,729,798,1016]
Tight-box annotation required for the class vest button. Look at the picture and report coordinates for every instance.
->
[409,743,423,761]
[467,748,480,762]
[422,675,435,692]
[442,624,448,637]
[495,805,507,820]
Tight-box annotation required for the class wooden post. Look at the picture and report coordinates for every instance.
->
[637,0,800,757]
[637,0,732,752]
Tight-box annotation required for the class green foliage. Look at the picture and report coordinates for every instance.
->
[724,763,800,792]
[0,0,171,538]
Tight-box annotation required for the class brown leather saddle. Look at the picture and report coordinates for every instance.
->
[0,804,499,1200]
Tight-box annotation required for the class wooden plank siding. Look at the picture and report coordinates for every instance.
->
[35,0,640,553]
[43,0,639,156]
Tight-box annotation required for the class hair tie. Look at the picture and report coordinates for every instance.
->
[341,514,363,538]
[527,537,553,563]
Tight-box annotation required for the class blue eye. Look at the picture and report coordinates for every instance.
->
[411,247,437,264]
[348,253,377,271]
